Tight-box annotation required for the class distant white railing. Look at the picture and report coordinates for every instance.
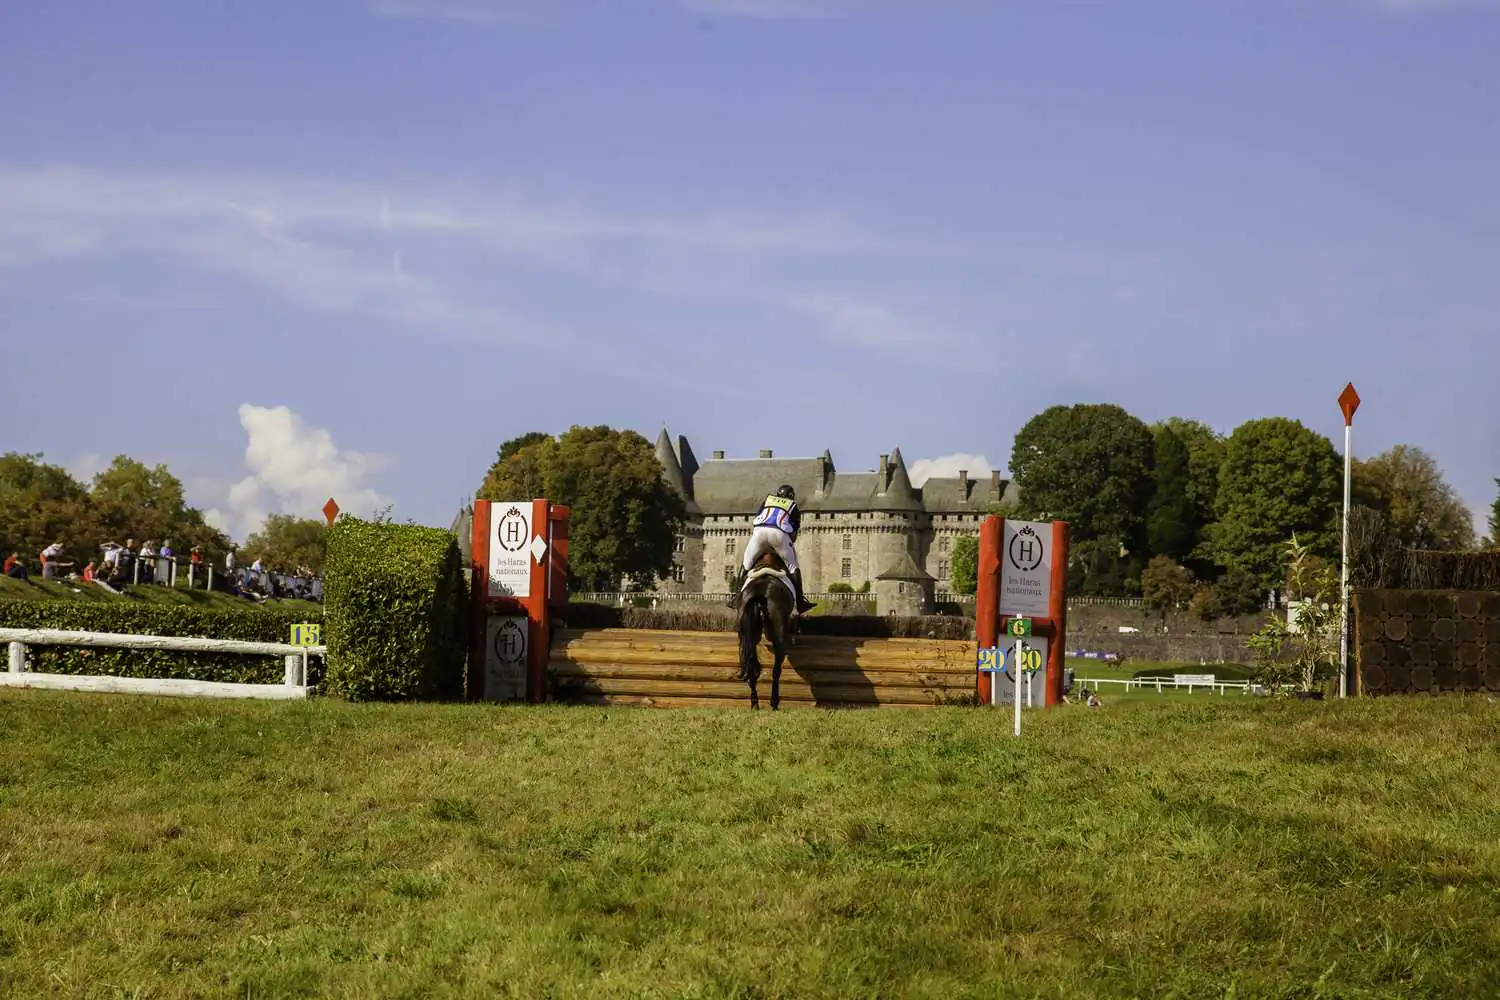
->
[573,590,1141,609]
[1073,676,1254,697]
[1,627,326,700]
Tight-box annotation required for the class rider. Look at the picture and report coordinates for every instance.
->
[727,484,817,614]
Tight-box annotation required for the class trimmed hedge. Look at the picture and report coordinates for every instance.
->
[323,518,468,701]
[555,602,976,641]
[0,600,322,684]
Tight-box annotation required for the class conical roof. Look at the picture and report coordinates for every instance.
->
[875,549,934,581]
[654,426,699,514]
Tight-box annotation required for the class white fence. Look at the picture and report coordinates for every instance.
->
[1,628,326,700]
[1073,676,1254,697]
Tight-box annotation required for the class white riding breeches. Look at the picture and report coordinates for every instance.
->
[743,526,798,575]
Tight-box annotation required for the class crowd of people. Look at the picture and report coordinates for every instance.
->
[3,539,322,602]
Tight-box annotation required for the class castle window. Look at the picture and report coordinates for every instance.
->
[725,538,734,555]
[842,534,851,551]
[672,564,685,583]
[674,537,684,553]
[840,559,851,578]
[939,560,950,578]
[939,537,950,553]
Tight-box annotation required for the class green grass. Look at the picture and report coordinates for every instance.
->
[0,573,321,614]
[2,693,1498,997]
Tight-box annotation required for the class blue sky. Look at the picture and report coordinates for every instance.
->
[3,0,1498,540]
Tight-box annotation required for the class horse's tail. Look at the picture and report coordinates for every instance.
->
[737,595,763,684]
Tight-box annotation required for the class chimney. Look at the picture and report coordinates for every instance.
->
[817,454,829,491]
[712,450,724,460]
[958,470,969,500]
[878,454,890,490]
[990,470,1002,499]
[759,449,773,459]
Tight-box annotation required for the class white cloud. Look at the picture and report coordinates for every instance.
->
[66,453,108,487]
[907,453,994,486]
[793,292,937,347]
[204,404,390,542]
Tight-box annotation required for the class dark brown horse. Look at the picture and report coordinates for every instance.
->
[736,551,795,710]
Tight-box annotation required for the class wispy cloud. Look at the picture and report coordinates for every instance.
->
[0,165,927,353]
[792,291,960,349]
[370,0,542,25]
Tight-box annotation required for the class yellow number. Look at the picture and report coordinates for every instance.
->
[764,496,793,511]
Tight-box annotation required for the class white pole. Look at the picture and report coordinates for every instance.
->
[8,641,24,674]
[1340,420,1352,699]
[1013,639,1023,737]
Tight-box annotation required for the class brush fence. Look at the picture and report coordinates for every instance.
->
[549,628,975,708]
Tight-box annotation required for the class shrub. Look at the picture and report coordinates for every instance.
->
[0,600,321,683]
[322,517,468,701]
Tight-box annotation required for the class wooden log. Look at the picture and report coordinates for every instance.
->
[547,648,975,676]
[550,638,975,672]
[549,675,959,706]
[548,660,974,691]
[560,693,936,710]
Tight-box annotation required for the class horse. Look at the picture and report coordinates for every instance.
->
[735,551,796,710]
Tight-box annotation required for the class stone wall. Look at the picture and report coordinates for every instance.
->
[1353,589,1500,696]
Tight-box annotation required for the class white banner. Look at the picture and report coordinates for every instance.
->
[488,502,532,598]
[999,519,1052,617]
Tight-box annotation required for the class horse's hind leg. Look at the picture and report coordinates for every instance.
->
[748,678,759,710]
[771,651,784,711]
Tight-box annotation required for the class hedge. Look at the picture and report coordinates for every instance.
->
[322,517,468,701]
[555,602,976,641]
[0,600,322,684]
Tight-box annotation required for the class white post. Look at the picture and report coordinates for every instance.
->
[1013,639,1023,737]
[301,648,310,688]
[8,641,24,674]
[1340,420,1352,699]
[284,655,299,686]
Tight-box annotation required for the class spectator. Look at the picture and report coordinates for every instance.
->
[41,541,66,580]
[82,561,95,582]
[225,545,237,572]
[189,545,203,587]
[161,539,175,560]
[4,552,27,581]
[138,540,159,585]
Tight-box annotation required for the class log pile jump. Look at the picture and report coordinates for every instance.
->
[548,628,976,708]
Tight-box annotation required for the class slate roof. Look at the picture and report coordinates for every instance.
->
[661,430,1018,516]
[875,549,935,581]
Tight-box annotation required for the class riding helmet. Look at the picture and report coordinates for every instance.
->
[775,484,796,500]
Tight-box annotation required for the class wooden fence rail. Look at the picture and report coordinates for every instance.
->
[1,627,326,700]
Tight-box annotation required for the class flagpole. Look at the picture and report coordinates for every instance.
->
[1338,383,1360,699]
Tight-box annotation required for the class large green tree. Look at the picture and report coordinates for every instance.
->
[1152,418,1224,571]
[1009,403,1155,593]
[89,456,229,560]
[0,453,96,568]
[1352,445,1474,551]
[241,514,328,574]
[477,426,687,591]
[1210,418,1341,587]
[1145,425,1198,564]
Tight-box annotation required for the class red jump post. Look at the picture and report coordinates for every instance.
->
[975,516,1070,707]
[469,498,568,703]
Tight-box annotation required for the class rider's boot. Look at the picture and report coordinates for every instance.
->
[790,568,817,615]
[725,567,748,610]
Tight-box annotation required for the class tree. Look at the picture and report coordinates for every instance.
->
[1009,403,1155,592]
[88,456,230,562]
[1151,419,1224,573]
[477,425,687,591]
[1210,418,1341,589]
[1352,445,1474,551]
[1145,425,1198,564]
[1140,555,1194,618]
[241,514,328,574]
[1490,479,1500,550]
[950,535,978,595]
[495,431,552,468]
[1247,536,1342,695]
[0,453,96,569]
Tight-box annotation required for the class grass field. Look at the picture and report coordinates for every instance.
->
[0,574,321,614]
[2,692,1498,997]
